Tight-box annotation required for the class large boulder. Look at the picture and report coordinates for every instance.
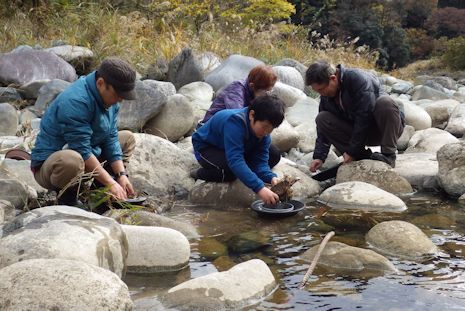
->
[118,80,175,131]
[270,119,299,152]
[272,66,305,91]
[167,48,221,90]
[145,57,169,81]
[1,159,46,194]
[122,225,190,273]
[318,181,407,212]
[0,103,18,136]
[417,99,460,129]
[178,81,214,127]
[0,258,133,310]
[0,50,77,86]
[411,85,450,101]
[0,200,15,224]
[285,97,319,152]
[33,79,71,115]
[272,163,321,200]
[444,103,465,137]
[301,241,396,273]
[405,128,459,154]
[437,142,465,197]
[394,153,438,190]
[401,100,432,130]
[163,259,276,310]
[126,133,197,198]
[144,94,195,142]
[336,160,413,195]
[271,82,307,108]
[0,87,21,102]
[205,54,264,92]
[189,180,258,207]
[0,170,31,210]
[18,79,51,99]
[391,80,414,94]
[0,206,127,277]
[366,221,438,260]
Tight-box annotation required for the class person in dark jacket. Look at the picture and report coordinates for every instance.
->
[31,57,137,206]
[199,64,281,168]
[306,61,404,170]
[191,94,285,205]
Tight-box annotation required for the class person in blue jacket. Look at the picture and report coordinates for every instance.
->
[191,94,285,205]
[31,57,137,206]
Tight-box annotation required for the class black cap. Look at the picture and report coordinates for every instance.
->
[97,57,136,100]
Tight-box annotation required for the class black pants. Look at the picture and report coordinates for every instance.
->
[196,144,281,182]
[315,95,404,156]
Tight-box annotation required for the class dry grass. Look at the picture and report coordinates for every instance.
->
[390,58,445,81]
[0,4,377,72]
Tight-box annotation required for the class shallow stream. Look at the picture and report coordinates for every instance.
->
[125,192,465,310]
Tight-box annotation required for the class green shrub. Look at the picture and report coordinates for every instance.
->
[443,36,465,70]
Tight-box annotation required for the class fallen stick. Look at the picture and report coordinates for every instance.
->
[299,231,335,289]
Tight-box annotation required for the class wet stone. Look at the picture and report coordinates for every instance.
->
[226,231,270,254]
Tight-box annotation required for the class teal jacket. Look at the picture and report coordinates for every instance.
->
[31,71,122,167]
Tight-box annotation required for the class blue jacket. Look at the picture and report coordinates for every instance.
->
[202,79,254,123]
[192,107,276,193]
[31,71,122,167]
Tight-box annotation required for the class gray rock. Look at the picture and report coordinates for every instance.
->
[0,136,24,152]
[0,206,127,277]
[0,200,14,224]
[285,97,319,127]
[336,160,413,195]
[163,259,276,311]
[445,103,465,137]
[0,50,77,86]
[401,100,432,130]
[418,99,460,129]
[271,82,306,108]
[19,108,38,126]
[424,80,445,92]
[178,81,213,128]
[273,163,321,200]
[205,54,264,91]
[118,80,174,131]
[397,125,415,151]
[427,76,458,91]
[145,57,169,80]
[0,103,18,136]
[274,58,307,77]
[127,134,197,198]
[0,87,21,102]
[0,177,29,210]
[366,220,438,260]
[301,241,397,273]
[380,74,398,86]
[33,79,71,115]
[391,80,414,94]
[168,48,221,89]
[1,159,46,194]
[189,180,258,207]
[272,66,305,91]
[106,209,199,239]
[18,79,51,99]
[411,85,450,101]
[144,94,194,142]
[122,225,190,273]
[295,122,317,153]
[394,153,439,190]
[270,119,299,152]
[405,128,458,154]
[44,45,94,74]
[318,181,406,212]
[0,259,133,310]
[437,142,465,197]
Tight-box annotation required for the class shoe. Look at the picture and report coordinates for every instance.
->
[190,169,199,180]
[358,147,373,160]
[370,152,396,168]
[57,186,85,207]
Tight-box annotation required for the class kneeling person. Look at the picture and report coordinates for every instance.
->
[191,94,285,205]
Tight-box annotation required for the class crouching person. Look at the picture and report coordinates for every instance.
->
[31,57,137,206]
[191,94,285,205]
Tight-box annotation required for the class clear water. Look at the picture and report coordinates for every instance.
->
[125,192,465,310]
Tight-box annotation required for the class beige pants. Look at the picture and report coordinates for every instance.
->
[34,130,136,190]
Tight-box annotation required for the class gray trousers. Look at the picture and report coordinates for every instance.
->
[315,95,404,156]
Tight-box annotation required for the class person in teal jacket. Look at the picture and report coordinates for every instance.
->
[191,94,285,205]
[31,57,137,206]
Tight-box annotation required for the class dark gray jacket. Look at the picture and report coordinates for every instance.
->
[313,64,384,161]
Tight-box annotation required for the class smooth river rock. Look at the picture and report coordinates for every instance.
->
[318,181,407,212]
[366,220,438,260]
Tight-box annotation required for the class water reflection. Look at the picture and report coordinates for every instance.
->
[128,192,465,310]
